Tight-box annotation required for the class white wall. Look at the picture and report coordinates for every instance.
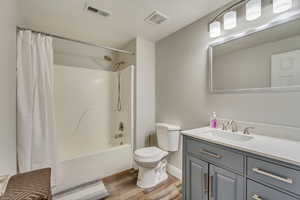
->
[0,0,18,175]
[156,2,300,169]
[117,38,156,149]
[135,38,156,149]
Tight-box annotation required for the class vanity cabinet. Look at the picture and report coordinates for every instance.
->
[183,136,300,200]
[185,154,242,200]
[210,165,243,200]
[185,155,208,200]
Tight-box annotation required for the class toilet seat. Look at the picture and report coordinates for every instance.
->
[134,147,168,163]
[134,123,180,189]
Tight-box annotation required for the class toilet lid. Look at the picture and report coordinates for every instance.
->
[134,147,167,162]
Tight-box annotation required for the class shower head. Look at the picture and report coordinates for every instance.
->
[113,61,126,70]
[104,55,126,71]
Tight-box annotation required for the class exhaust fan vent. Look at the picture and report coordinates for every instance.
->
[145,11,168,25]
[85,4,111,17]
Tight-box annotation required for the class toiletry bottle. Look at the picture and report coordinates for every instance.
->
[210,112,217,128]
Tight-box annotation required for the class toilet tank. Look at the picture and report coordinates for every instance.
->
[156,123,181,152]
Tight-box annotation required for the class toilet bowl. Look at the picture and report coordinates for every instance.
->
[134,147,168,188]
[134,123,180,189]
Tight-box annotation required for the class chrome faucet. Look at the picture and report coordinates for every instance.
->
[222,120,238,132]
[243,127,255,135]
[229,120,238,132]
[221,120,230,131]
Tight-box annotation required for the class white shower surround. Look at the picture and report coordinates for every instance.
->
[53,65,134,193]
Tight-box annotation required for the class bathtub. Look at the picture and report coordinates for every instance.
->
[53,144,133,194]
[53,65,135,194]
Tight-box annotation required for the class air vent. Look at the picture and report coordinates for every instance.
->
[85,3,111,17]
[145,11,168,25]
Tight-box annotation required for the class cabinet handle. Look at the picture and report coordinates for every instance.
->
[203,173,208,194]
[252,194,263,200]
[199,149,222,159]
[252,168,293,184]
[209,175,214,200]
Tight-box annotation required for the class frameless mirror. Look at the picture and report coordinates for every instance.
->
[209,14,300,93]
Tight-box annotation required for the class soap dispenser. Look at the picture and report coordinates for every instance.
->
[210,112,217,128]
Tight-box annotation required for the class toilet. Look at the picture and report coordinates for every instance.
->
[134,123,181,189]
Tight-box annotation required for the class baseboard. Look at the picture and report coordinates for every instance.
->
[167,164,182,180]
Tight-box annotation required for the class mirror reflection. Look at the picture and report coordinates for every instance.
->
[211,17,300,91]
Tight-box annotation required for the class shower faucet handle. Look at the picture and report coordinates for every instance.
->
[114,133,124,139]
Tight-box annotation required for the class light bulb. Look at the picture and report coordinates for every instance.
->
[246,0,261,21]
[224,11,237,30]
[209,21,221,38]
[273,0,292,13]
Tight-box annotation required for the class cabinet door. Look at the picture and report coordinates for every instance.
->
[185,154,209,200]
[209,165,243,200]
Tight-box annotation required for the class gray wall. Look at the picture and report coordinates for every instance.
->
[156,1,300,169]
[0,0,18,175]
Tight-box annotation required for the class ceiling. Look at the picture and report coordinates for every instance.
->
[19,0,231,48]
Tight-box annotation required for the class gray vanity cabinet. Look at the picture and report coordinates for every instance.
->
[185,154,243,200]
[183,136,300,200]
[210,165,243,200]
[184,137,244,200]
[185,154,208,200]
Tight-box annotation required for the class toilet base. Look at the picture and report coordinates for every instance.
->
[136,159,168,189]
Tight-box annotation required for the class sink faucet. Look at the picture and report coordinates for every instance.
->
[222,120,238,132]
[229,120,238,132]
[243,127,255,135]
[221,120,230,131]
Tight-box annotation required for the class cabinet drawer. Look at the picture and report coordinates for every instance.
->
[247,180,297,200]
[247,157,300,196]
[186,138,243,173]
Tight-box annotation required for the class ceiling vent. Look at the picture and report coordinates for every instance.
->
[145,11,168,25]
[85,3,111,17]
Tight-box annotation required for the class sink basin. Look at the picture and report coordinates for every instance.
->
[209,130,254,142]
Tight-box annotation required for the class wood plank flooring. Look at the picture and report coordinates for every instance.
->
[102,169,182,200]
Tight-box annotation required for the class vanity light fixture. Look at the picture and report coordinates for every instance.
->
[246,0,261,21]
[224,11,237,30]
[209,0,293,38]
[209,21,221,38]
[273,0,293,13]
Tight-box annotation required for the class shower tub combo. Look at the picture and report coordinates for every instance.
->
[53,64,134,195]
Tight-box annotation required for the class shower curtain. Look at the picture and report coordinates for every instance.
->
[17,30,56,180]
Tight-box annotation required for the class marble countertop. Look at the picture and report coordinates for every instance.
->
[181,127,300,167]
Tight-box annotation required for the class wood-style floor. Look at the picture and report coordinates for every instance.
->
[102,169,182,200]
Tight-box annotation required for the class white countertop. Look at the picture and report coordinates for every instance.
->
[181,127,300,167]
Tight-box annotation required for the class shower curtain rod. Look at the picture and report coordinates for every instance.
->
[17,26,135,55]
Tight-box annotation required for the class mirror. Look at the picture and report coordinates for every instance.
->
[210,14,300,93]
